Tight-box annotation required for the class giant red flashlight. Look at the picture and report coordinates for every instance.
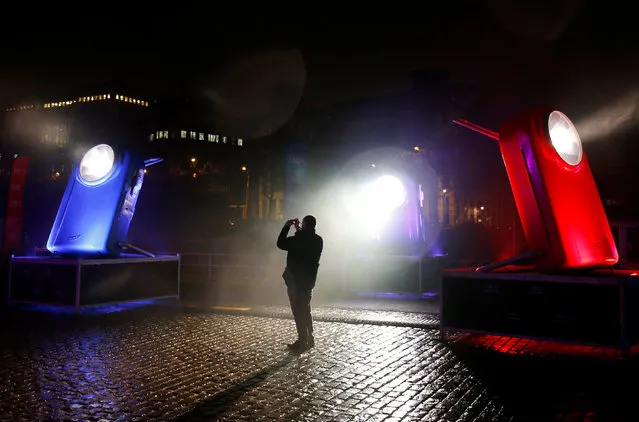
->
[498,108,618,270]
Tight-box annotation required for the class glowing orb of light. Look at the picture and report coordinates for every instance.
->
[369,175,407,211]
[348,175,407,230]
[548,110,583,166]
[79,144,115,183]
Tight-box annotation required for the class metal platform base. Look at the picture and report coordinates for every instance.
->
[345,253,445,295]
[8,254,180,311]
[440,269,639,349]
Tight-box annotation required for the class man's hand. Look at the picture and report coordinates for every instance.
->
[285,219,296,228]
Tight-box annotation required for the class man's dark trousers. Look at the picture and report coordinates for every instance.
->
[287,285,313,343]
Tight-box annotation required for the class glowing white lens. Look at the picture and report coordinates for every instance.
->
[349,174,406,223]
[548,110,582,166]
[79,144,115,183]
[372,175,406,210]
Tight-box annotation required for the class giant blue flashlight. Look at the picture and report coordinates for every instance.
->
[46,144,162,257]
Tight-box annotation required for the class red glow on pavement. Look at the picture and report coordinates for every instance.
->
[462,334,636,359]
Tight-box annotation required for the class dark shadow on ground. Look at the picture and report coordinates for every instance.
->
[447,336,638,422]
[173,354,298,421]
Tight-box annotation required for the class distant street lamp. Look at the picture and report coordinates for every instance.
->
[241,166,249,220]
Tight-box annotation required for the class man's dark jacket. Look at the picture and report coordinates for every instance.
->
[277,225,323,289]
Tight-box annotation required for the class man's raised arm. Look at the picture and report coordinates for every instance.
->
[277,219,296,250]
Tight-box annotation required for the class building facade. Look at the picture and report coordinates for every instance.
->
[1,90,153,181]
[3,92,151,149]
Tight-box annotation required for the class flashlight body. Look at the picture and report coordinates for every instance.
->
[46,149,145,257]
[499,107,618,270]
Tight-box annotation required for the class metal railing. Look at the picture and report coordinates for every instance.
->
[176,250,445,295]
[178,252,264,284]
[29,247,445,294]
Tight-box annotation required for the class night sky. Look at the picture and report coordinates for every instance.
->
[1,1,638,142]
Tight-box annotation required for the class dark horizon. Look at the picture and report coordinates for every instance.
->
[2,2,638,118]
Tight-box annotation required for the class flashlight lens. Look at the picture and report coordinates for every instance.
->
[548,110,583,166]
[372,175,406,210]
[79,144,115,183]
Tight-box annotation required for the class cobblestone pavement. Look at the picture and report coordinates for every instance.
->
[1,301,637,421]
[0,301,511,421]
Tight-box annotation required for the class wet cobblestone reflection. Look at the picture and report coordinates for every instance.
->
[0,305,510,421]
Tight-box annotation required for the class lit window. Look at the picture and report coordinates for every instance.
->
[222,136,227,144]
[190,131,196,139]
[212,134,219,143]
[208,134,213,142]
[149,134,154,141]
[107,94,111,99]
[238,138,243,146]
[199,133,204,141]
[156,131,161,139]
[163,131,168,138]
[181,130,187,138]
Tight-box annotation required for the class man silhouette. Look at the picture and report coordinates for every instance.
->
[277,215,323,352]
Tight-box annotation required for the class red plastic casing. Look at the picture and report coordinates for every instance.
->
[499,108,618,270]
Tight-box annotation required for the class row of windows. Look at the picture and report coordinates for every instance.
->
[43,94,149,109]
[151,130,244,146]
[5,105,35,112]
[5,93,149,112]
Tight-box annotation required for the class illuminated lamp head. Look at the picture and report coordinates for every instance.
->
[370,175,407,211]
[79,144,116,183]
[350,175,407,231]
[547,110,582,166]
